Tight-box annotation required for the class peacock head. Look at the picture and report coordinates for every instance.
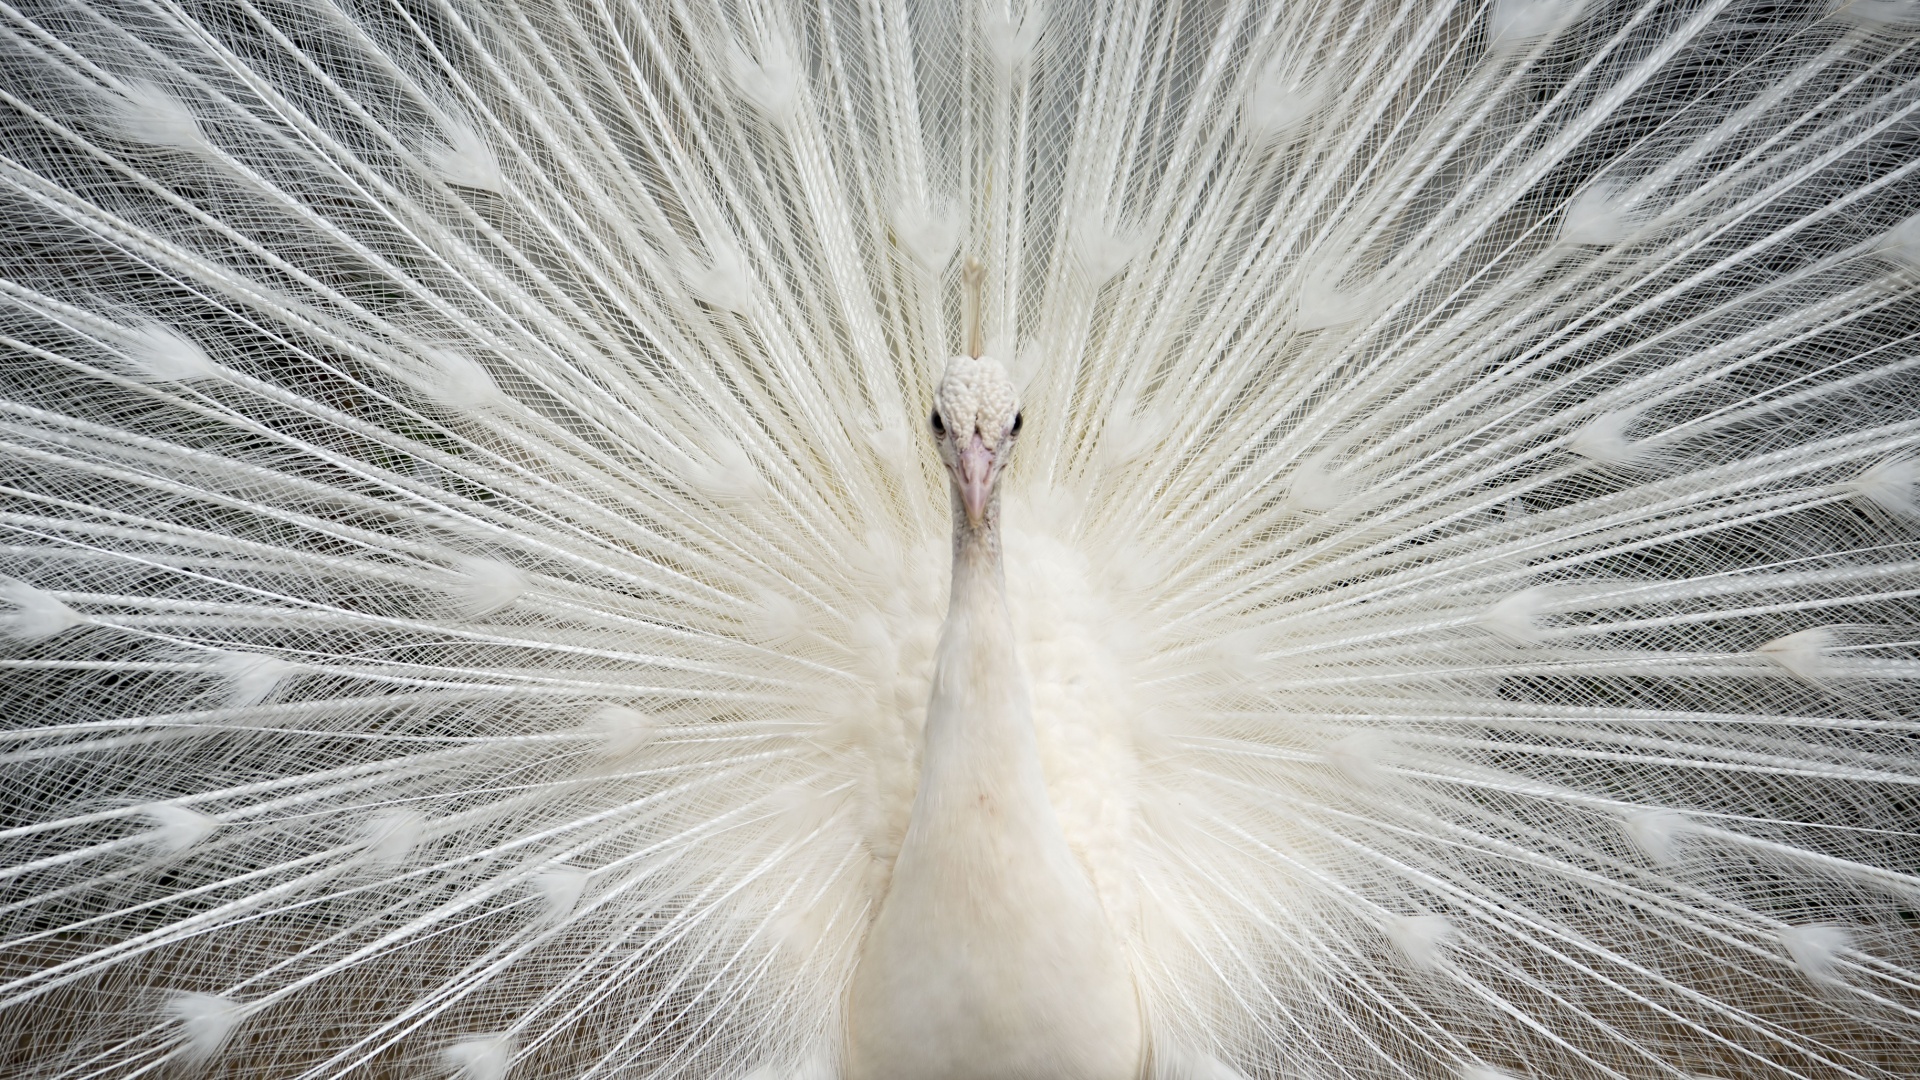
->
[931,355,1022,528]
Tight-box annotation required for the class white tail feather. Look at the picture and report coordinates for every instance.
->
[164,991,243,1063]
[1779,924,1851,983]
[427,122,504,193]
[104,81,207,153]
[0,581,84,641]
[359,810,428,868]
[1757,627,1839,680]
[1384,913,1455,971]
[215,650,295,707]
[115,323,218,382]
[443,1035,514,1080]
[145,804,218,856]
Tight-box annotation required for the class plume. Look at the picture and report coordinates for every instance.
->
[1,1,1917,1078]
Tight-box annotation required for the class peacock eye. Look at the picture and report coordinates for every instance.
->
[930,411,946,437]
[1010,411,1023,435]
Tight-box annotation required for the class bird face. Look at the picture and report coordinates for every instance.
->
[931,356,1022,527]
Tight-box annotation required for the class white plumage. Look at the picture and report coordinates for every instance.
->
[1,1,1917,1078]
[846,350,1139,1079]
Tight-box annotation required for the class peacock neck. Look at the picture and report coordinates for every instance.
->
[843,487,1145,1079]
[947,501,1006,628]
[921,497,1047,802]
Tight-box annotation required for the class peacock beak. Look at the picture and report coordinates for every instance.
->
[957,432,995,526]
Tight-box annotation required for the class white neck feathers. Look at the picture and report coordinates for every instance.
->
[843,489,1143,1080]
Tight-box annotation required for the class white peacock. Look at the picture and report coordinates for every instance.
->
[0,2,1917,1079]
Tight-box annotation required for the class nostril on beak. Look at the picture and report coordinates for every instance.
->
[957,433,993,525]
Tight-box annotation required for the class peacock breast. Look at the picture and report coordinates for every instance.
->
[843,784,1144,1080]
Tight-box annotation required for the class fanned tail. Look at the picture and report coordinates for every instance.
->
[1,2,1916,1078]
